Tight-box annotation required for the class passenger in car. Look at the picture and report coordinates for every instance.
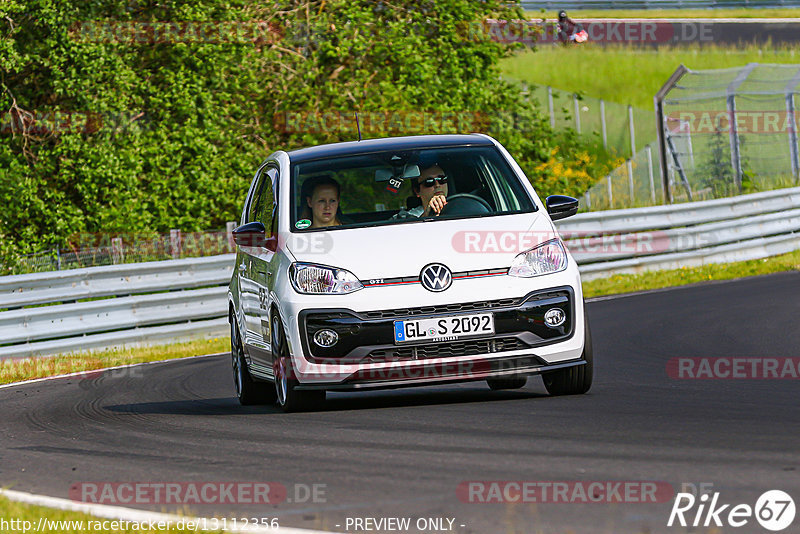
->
[396,164,450,218]
[303,175,343,228]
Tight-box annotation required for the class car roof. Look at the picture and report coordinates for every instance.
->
[286,134,495,163]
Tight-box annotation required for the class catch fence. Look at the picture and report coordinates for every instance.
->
[656,63,800,204]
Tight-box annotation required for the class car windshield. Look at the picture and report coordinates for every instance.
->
[290,146,535,231]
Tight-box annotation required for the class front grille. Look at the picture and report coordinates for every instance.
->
[366,336,529,362]
[361,298,522,320]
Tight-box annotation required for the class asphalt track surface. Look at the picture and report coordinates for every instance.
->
[2,271,799,534]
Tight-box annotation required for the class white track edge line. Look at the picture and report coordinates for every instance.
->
[0,352,228,390]
[0,488,337,534]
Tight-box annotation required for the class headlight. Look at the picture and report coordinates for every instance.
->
[289,263,364,294]
[508,239,568,278]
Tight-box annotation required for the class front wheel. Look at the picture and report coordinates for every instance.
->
[272,315,325,412]
[231,319,276,405]
[542,312,593,396]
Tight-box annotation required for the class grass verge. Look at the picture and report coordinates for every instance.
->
[0,494,222,533]
[500,43,800,109]
[583,248,800,298]
[525,8,800,19]
[0,337,229,386]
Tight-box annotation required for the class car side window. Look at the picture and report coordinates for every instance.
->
[269,167,280,236]
[247,165,277,229]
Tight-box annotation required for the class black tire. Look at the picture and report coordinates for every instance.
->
[231,319,276,405]
[271,315,325,413]
[542,312,593,396]
[487,376,528,390]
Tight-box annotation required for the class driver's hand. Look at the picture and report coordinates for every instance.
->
[428,194,447,215]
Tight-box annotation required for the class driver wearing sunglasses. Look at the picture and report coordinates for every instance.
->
[413,164,449,217]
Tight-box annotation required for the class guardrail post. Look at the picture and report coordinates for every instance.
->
[226,221,236,252]
[548,86,555,128]
[170,229,182,259]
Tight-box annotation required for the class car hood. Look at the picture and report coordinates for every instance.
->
[285,212,557,280]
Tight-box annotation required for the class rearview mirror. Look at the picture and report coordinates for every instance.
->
[546,195,579,221]
[401,164,420,179]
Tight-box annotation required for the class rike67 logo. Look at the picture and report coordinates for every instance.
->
[668,490,796,531]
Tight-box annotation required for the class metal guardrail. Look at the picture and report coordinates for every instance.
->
[1,187,799,359]
[0,255,234,359]
[556,186,800,280]
[521,1,800,9]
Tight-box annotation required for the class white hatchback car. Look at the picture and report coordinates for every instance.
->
[228,134,592,411]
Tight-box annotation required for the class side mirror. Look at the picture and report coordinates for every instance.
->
[546,195,579,221]
[232,221,267,248]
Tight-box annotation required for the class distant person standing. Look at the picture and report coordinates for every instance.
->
[557,10,586,44]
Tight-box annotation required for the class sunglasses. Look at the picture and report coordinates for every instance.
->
[418,175,449,187]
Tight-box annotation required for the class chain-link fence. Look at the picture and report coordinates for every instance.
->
[582,141,664,210]
[657,63,800,204]
[583,63,800,211]
[9,226,236,275]
[525,84,655,160]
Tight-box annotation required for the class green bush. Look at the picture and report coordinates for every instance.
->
[0,0,615,270]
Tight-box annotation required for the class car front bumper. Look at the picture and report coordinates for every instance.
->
[276,267,587,387]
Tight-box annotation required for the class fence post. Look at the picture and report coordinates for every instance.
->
[111,237,123,264]
[626,158,635,205]
[170,229,182,259]
[226,221,237,252]
[646,144,656,205]
[56,249,62,271]
[548,86,555,128]
[607,174,613,209]
[628,104,636,156]
[600,99,608,150]
[727,94,743,192]
[786,92,800,184]
[573,94,581,134]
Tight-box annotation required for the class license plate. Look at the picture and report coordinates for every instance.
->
[393,313,494,344]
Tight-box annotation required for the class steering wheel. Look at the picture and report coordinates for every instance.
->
[438,194,492,216]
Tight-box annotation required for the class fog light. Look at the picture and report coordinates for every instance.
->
[313,329,339,347]
[544,308,566,327]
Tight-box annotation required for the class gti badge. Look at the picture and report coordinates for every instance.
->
[544,308,566,327]
[420,263,453,292]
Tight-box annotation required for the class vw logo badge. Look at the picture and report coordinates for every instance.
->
[420,263,453,292]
